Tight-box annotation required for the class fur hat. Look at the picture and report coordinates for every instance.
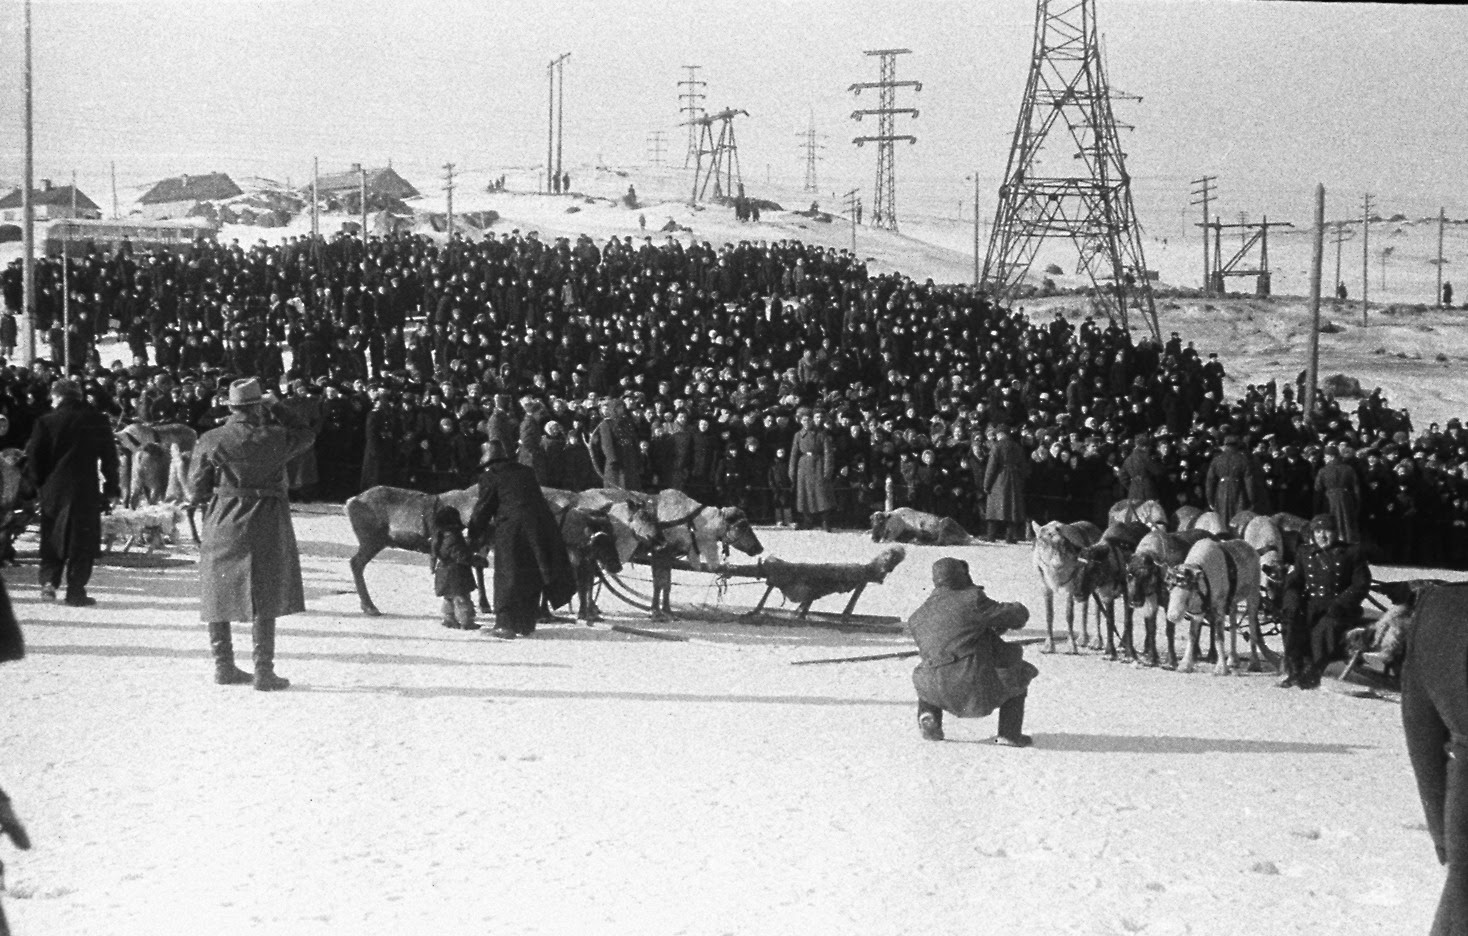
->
[49,378,82,401]
[931,557,974,589]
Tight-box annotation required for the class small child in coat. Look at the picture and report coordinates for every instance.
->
[432,506,486,630]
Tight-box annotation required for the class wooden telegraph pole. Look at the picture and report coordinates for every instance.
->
[972,172,980,287]
[110,161,119,220]
[1190,176,1216,295]
[443,162,455,242]
[1437,206,1446,308]
[20,0,35,364]
[359,165,367,248]
[1361,192,1372,326]
[311,157,320,266]
[1304,184,1325,419]
[556,53,570,191]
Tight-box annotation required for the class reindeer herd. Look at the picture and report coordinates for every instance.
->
[1033,499,1307,676]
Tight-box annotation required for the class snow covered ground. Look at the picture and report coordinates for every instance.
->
[2,507,1463,936]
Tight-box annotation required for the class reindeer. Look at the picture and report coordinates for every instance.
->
[346,486,482,616]
[869,508,976,545]
[1125,528,1214,667]
[1074,521,1149,660]
[1107,499,1168,529]
[1173,505,1204,532]
[1165,537,1272,675]
[573,488,763,620]
[1031,519,1101,654]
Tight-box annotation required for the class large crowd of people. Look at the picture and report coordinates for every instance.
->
[2,224,1468,569]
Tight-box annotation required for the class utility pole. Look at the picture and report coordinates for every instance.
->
[359,165,368,249]
[62,170,75,371]
[1437,206,1446,308]
[1304,184,1325,419]
[1361,192,1372,326]
[546,57,555,193]
[20,0,35,364]
[970,172,980,286]
[678,65,707,168]
[849,49,920,232]
[798,108,824,193]
[646,130,668,167]
[1190,175,1216,295]
[443,162,456,243]
[110,161,119,220]
[1329,222,1354,305]
[555,53,570,189]
[311,157,320,265]
[843,188,860,254]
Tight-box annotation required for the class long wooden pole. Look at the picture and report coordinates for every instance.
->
[1304,184,1325,419]
[20,0,35,365]
[311,157,319,266]
[1438,206,1446,307]
[546,59,555,193]
[1361,193,1371,326]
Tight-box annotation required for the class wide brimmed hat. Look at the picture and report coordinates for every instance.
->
[228,378,264,407]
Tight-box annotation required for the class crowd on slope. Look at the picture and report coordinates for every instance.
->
[2,226,1467,568]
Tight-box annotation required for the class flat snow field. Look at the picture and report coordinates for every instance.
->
[0,507,1459,936]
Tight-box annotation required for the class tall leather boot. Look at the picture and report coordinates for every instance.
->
[209,621,252,685]
[993,695,1033,747]
[251,617,290,692]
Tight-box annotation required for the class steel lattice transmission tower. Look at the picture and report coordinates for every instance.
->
[678,65,707,168]
[798,107,824,193]
[686,108,748,202]
[981,0,1159,341]
[849,49,920,232]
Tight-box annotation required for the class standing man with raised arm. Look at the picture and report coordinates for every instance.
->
[189,378,317,691]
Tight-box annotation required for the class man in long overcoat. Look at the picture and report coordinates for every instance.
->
[1314,444,1362,545]
[1205,435,1253,526]
[468,442,575,639]
[282,379,325,500]
[983,426,1030,543]
[1401,583,1468,934]
[189,378,317,691]
[789,408,833,530]
[907,557,1037,746]
[590,398,644,491]
[1116,433,1167,506]
[24,379,120,605]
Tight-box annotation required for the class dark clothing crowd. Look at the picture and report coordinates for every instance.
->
[3,227,1468,568]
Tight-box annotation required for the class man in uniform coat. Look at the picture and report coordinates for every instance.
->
[468,441,576,639]
[1314,444,1363,545]
[590,397,644,491]
[1277,513,1371,689]
[23,378,120,605]
[1401,583,1468,935]
[1205,434,1253,526]
[188,378,317,690]
[983,425,1030,543]
[907,557,1037,746]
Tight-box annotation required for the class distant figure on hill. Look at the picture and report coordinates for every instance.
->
[1444,281,1454,308]
[1337,281,1348,302]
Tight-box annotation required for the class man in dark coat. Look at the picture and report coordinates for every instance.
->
[23,378,120,605]
[1277,513,1371,689]
[1117,433,1166,504]
[468,441,576,639]
[1314,444,1362,545]
[907,557,1037,746]
[590,397,644,491]
[188,378,317,690]
[983,425,1030,543]
[1401,583,1468,935]
[1205,435,1253,526]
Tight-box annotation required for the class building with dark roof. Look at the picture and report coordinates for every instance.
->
[310,164,420,201]
[137,172,244,219]
[0,179,103,222]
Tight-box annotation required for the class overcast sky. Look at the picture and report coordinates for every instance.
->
[0,0,1461,228]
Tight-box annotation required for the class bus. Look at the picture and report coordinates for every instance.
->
[40,217,218,258]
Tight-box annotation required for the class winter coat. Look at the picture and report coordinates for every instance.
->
[983,436,1030,523]
[432,526,484,598]
[1402,584,1468,869]
[188,404,316,622]
[468,458,576,615]
[1117,447,1165,503]
[24,398,121,562]
[283,393,325,490]
[591,416,644,491]
[789,427,833,514]
[1314,461,1362,545]
[1205,446,1252,525]
[908,585,1036,718]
